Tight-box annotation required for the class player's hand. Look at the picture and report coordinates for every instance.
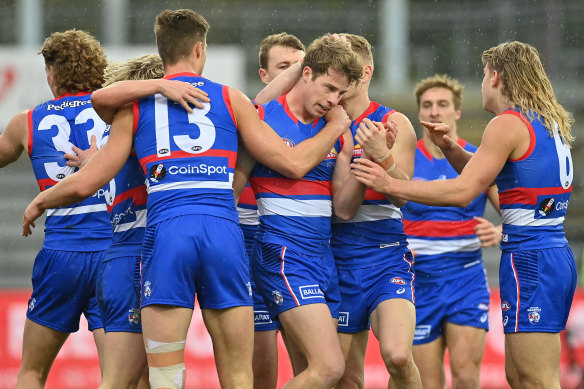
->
[356,119,389,161]
[64,135,98,168]
[474,216,502,247]
[351,157,393,193]
[420,121,456,151]
[22,199,44,237]
[324,105,351,138]
[158,79,210,113]
[384,120,398,150]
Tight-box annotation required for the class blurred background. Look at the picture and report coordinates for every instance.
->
[0,0,582,388]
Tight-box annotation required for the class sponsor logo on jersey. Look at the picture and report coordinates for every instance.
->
[538,198,555,216]
[254,310,273,325]
[28,297,36,312]
[167,164,228,176]
[111,205,134,228]
[272,290,283,305]
[47,99,90,111]
[390,277,406,285]
[325,148,338,160]
[299,285,324,299]
[501,301,511,311]
[414,325,431,340]
[338,312,349,327]
[149,164,166,183]
[144,281,152,299]
[555,199,569,211]
[128,308,141,325]
[528,306,541,324]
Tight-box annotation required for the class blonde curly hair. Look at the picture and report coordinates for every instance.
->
[103,54,164,87]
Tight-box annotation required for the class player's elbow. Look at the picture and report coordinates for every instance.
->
[334,209,356,221]
[452,192,474,208]
[75,182,99,201]
[280,163,306,180]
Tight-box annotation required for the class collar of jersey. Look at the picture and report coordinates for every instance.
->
[55,91,92,100]
[164,72,200,79]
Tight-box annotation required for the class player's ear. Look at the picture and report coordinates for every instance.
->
[301,66,313,82]
[194,41,204,60]
[259,68,269,84]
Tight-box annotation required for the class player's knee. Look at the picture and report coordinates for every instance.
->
[312,356,345,387]
[336,370,365,389]
[381,347,413,375]
[451,373,479,389]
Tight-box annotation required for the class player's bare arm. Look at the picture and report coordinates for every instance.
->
[233,141,256,203]
[332,128,366,220]
[356,113,416,207]
[420,120,476,174]
[230,86,350,180]
[22,105,135,236]
[352,113,522,207]
[91,79,210,124]
[0,110,28,168]
[254,61,302,104]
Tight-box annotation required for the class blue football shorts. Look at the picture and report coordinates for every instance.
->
[96,255,142,333]
[336,249,415,333]
[27,247,106,332]
[240,224,281,331]
[140,214,252,310]
[499,245,576,334]
[413,263,490,345]
[251,242,340,320]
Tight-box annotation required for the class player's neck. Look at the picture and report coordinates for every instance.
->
[164,61,204,78]
[286,85,319,124]
[341,93,371,121]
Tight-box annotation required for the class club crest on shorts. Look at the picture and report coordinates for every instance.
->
[528,307,541,324]
[28,298,36,312]
[272,290,283,305]
[128,308,141,325]
[144,281,152,299]
[501,301,511,311]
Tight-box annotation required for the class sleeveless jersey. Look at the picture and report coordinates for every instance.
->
[401,138,487,277]
[133,73,239,226]
[250,94,343,255]
[105,153,147,259]
[331,102,407,269]
[496,109,572,251]
[237,184,259,225]
[28,92,112,251]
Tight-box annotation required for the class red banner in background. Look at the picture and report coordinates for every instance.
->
[1,289,583,388]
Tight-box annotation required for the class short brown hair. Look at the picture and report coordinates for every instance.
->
[103,54,164,87]
[259,32,305,69]
[39,29,107,94]
[154,9,210,66]
[302,34,363,85]
[340,33,374,69]
[414,74,464,110]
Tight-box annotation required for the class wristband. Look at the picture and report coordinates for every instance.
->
[376,149,391,163]
[385,161,397,174]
